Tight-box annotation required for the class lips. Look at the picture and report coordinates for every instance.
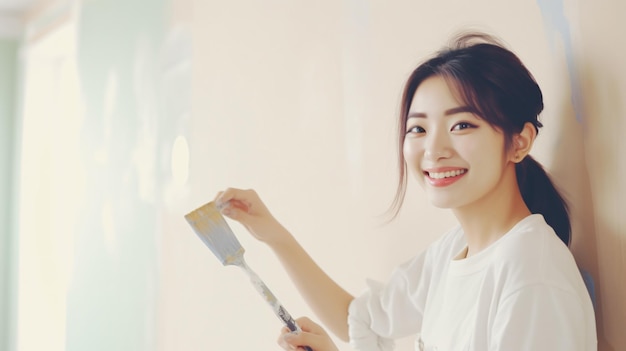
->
[423,168,467,187]
[427,169,466,179]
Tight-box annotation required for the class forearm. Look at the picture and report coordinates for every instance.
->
[271,225,354,342]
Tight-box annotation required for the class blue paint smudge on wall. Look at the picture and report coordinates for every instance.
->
[536,0,584,122]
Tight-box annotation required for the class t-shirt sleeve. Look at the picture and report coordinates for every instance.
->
[348,250,432,351]
[490,285,592,351]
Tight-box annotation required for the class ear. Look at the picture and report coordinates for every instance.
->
[510,122,537,163]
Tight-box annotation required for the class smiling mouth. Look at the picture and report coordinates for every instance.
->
[425,169,467,179]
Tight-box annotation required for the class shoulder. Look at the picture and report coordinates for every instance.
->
[490,215,582,296]
[488,215,596,346]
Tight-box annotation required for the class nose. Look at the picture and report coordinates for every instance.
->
[424,128,452,161]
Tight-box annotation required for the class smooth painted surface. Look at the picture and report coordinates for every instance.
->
[12,0,176,350]
[66,0,166,350]
[0,38,18,351]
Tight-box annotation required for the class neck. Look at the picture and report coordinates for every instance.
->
[453,167,531,258]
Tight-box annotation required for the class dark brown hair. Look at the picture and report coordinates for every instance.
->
[390,33,570,245]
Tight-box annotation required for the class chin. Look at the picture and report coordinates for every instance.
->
[428,198,457,209]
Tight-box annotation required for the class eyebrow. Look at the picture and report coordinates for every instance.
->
[407,106,476,118]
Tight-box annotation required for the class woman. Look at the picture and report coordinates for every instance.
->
[214,33,597,351]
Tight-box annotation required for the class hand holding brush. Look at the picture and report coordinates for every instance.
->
[185,201,314,351]
[210,188,354,349]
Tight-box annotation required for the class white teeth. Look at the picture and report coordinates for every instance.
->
[428,169,466,179]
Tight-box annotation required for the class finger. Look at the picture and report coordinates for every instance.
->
[279,325,307,350]
[277,337,294,351]
[277,329,297,351]
[282,332,318,351]
[214,187,242,207]
[215,188,254,211]
[286,317,339,351]
[228,199,252,212]
[221,206,252,222]
[295,317,324,334]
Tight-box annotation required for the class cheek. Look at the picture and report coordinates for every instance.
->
[403,140,422,169]
[456,135,506,170]
[455,139,480,162]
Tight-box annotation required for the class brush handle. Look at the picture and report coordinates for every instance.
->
[239,262,314,351]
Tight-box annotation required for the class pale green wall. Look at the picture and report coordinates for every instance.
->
[0,38,18,351]
[65,1,167,350]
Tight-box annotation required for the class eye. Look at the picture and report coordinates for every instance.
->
[451,122,476,131]
[406,125,425,134]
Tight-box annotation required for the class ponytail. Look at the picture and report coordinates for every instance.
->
[516,156,571,245]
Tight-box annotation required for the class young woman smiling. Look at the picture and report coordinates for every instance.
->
[214,33,597,351]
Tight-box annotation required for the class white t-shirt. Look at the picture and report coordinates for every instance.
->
[348,214,597,351]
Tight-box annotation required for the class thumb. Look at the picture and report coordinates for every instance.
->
[220,206,253,223]
[282,331,337,351]
[283,332,314,351]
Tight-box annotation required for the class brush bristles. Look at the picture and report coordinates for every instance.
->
[185,202,245,265]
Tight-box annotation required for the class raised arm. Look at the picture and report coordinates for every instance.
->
[215,188,354,341]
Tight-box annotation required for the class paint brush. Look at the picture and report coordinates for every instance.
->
[185,201,312,351]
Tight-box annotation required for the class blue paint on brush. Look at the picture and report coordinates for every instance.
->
[536,0,584,123]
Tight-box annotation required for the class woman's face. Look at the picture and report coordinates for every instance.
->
[403,75,515,210]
